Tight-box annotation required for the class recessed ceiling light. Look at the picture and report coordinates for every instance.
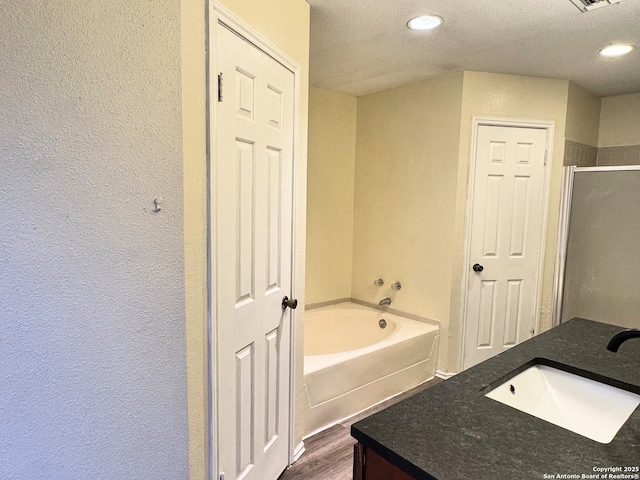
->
[407,15,443,32]
[598,43,635,58]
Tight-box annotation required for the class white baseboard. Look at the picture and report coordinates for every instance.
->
[436,370,457,379]
[291,441,305,464]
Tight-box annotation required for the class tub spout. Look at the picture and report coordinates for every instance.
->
[378,297,392,306]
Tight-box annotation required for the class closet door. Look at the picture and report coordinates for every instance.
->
[213,22,296,480]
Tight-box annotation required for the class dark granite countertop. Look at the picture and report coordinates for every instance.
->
[351,318,640,480]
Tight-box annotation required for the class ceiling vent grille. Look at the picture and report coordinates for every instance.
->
[569,0,622,12]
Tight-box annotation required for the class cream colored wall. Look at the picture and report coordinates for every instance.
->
[351,73,464,368]
[566,81,601,146]
[182,0,208,478]
[183,0,310,478]
[306,87,357,304]
[448,71,569,372]
[599,93,640,147]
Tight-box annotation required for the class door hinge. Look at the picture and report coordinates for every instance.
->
[544,150,548,165]
[218,72,223,102]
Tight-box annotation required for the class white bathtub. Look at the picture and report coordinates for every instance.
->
[302,302,440,436]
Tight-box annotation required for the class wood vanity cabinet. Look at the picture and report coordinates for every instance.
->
[353,442,416,480]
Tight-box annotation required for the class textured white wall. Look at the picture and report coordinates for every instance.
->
[0,1,188,479]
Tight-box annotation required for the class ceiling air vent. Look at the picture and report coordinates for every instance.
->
[569,0,622,12]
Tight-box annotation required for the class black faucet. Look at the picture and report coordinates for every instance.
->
[607,328,640,352]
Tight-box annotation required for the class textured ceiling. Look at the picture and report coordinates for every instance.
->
[308,0,640,97]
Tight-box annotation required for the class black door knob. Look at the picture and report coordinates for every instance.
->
[473,263,484,273]
[282,296,298,310]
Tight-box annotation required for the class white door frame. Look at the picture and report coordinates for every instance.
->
[207,3,302,479]
[458,117,554,370]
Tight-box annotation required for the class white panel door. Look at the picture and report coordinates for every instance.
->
[463,125,547,369]
[214,23,295,480]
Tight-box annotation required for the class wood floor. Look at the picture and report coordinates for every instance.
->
[278,377,443,480]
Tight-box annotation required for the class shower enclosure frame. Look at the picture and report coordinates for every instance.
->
[551,164,640,327]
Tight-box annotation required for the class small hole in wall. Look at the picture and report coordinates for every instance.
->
[509,384,516,394]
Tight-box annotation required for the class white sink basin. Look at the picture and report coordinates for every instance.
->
[485,363,640,443]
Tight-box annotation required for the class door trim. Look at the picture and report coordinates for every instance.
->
[207,3,302,479]
[458,117,555,370]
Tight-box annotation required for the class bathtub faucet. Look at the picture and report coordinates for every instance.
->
[378,297,392,306]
